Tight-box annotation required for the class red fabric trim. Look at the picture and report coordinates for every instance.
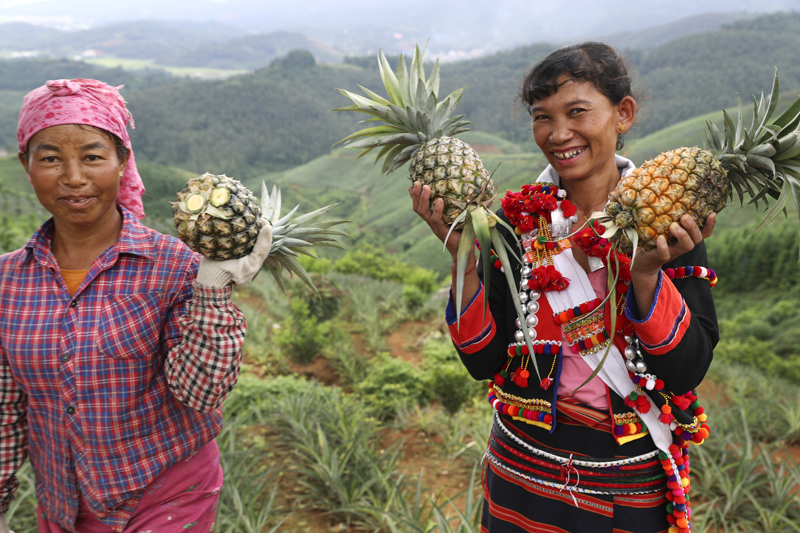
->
[634,278,691,355]
[488,462,614,518]
[448,284,496,354]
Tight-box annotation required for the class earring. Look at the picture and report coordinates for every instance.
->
[618,124,626,133]
[118,170,124,178]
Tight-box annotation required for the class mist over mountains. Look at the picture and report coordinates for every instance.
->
[1,0,798,62]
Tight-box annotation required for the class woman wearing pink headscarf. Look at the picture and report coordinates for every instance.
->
[0,79,272,532]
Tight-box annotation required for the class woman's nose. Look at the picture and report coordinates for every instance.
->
[550,118,573,144]
[61,160,87,186]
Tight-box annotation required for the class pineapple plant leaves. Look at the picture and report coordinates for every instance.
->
[173,173,350,295]
[259,182,351,296]
[595,68,800,261]
[334,44,541,378]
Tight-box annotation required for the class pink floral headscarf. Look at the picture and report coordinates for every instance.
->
[17,78,146,219]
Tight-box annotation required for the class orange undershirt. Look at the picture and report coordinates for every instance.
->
[61,269,89,297]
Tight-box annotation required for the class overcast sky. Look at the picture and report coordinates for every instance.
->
[1,0,799,53]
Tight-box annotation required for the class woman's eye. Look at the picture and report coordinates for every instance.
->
[86,154,101,161]
[532,114,548,122]
[570,108,586,115]
[42,156,57,163]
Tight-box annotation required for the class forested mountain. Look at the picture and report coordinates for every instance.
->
[2,12,800,177]
[632,13,800,136]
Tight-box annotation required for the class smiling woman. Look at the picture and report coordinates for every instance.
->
[0,79,274,533]
[19,124,127,269]
[410,42,718,533]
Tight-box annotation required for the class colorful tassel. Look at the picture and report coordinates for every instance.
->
[511,368,530,388]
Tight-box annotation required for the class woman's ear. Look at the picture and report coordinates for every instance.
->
[118,154,129,178]
[617,95,636,133]
[18,151,30,174]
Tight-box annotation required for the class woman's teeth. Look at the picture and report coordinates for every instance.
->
[553,148,584,160]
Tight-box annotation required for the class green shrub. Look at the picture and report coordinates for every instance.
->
[273,298,330,364]
[355,353,429,420]
[422,336,486,415]
[332,243,439,291]
[713,337,782,375]
[288,274,343,321]
[401,283,429,312]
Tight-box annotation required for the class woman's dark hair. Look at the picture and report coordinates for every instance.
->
[520,42,638,149]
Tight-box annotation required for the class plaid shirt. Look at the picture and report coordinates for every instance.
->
[0,207,245,532]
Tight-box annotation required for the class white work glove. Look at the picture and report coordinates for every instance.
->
[196,223,272,287]
[0,512,14,533]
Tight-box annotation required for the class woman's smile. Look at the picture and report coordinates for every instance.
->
[551,147,586,161]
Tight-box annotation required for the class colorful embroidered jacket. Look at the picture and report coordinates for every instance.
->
[446,208,719,446]
[0,207,245,531]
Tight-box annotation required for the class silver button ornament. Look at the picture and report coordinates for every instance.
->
[624,345,637,360]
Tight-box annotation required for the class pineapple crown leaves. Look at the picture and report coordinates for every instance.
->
[333,44,471,174]
[259,182,351,295]
[706,69,800,191]
[704,68,800,257]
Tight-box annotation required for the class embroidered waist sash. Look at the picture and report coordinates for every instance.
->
[485,408,666,497]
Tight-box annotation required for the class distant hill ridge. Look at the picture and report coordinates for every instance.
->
[2,11,800,181]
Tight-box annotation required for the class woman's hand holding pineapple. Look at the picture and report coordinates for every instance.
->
[196,223,273,287]
[409,182,461,258]
[629,212,716,316]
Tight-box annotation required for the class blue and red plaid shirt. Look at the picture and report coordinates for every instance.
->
[0,207,246,531]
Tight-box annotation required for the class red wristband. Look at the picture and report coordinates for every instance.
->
[451,258,477,276]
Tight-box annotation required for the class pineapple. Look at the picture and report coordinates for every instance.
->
[409,135,497,224]
[596,70,800,255]
[173,174,349,294]
[334,46,496,225]
[173,173,263,260]
[335,45,543,379]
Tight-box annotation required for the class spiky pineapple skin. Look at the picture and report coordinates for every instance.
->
[173,173,263,260]
[409,136,496,225]
[606,147,729,252]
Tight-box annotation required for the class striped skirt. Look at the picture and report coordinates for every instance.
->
[481,399,670,533]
